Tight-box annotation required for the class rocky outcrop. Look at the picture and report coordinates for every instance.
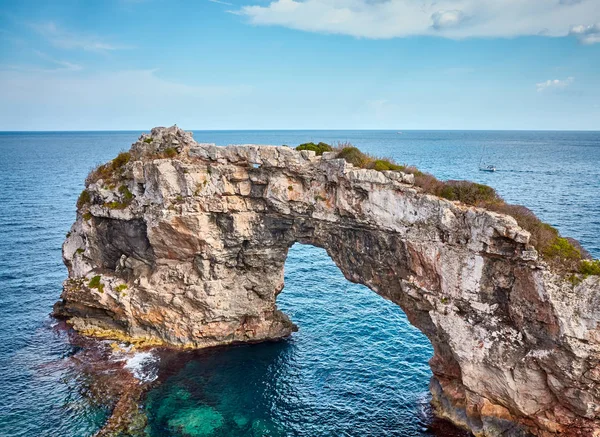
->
[55,126,600,437]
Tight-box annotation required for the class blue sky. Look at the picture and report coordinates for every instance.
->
[0,0,599,130]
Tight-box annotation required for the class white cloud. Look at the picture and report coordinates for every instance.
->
[30,21,132,51]
[536,77,574,92]
[237,0,600,41]
[569,23,600,44]
[208,0,233,5]
[431,10,466,30]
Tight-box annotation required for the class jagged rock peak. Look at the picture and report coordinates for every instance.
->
[130,125,195,157]
[55,126,600,437]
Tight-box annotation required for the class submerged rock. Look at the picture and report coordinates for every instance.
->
[55,126,600,437]
[167,406,224,436]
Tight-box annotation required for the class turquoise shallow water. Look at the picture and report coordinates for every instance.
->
[0,130,598,436]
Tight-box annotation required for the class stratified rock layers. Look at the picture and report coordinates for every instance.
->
[55,126,600,437]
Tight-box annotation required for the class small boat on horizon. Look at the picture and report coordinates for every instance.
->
[479,146,496,172]
[479,164,497,172]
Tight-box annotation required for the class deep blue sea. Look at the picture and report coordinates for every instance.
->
[0,130,599,437]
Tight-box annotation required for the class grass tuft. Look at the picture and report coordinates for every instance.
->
[111,152,131,170]
[86,152,131,184]
[164,147,178,158]
[77,190,91,209]
[335,146,406,173]
[104,201,128,210]
[88,275,104,293]
[118,185,134,201]
[372,159,405,171]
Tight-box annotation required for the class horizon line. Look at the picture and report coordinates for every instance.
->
[1,128,600,133]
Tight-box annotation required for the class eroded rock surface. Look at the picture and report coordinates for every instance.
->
[55,126,600,437]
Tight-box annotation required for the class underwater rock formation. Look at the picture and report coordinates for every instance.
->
[55,126,600,437]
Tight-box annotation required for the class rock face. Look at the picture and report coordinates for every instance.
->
[55,126,600,437]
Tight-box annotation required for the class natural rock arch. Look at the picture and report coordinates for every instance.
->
[55,127,600,437]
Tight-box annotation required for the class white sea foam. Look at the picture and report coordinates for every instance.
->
[124,351,159,383]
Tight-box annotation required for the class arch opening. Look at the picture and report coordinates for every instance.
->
[275,242,440,435]
[141,243,469,437]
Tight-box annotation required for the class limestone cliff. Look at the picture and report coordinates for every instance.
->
[55,126,600,437]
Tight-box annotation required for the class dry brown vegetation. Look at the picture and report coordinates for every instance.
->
[163,147,178,158]
[86,151,131,185]
[300,141,597,276]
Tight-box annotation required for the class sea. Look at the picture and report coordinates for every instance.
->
[0,130,598,437]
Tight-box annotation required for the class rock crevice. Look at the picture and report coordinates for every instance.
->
[55,126,600,437]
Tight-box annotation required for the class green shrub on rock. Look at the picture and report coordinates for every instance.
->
[580,260,600,276]
[118,185,133,200]
[542,237,582,262]
[437,180,500,206]
[88,275,104,293]
[105,201,128,210]
[372,159,405,171]
[335,146,405,172]
[164,147,178,158]
[336,146,370,167]
[296,142,333,156]
[86,151,131,184]
[77,190,91,209]
[111,152,131,170]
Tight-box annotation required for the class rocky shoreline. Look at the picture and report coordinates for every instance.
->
[55,126,600,436]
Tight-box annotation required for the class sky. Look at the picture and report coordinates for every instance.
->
[0,0,599,130]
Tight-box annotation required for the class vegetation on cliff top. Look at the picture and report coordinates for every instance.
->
[86,151,131,185]
[337,146,406,171]
[296,142,333,156]
[295,141,597,277]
